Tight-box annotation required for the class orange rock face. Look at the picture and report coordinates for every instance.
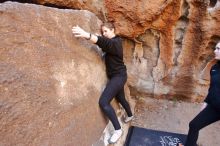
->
[106,0,220,101]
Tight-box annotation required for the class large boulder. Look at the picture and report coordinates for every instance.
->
[35,0,107,21]
[0,2,108,146]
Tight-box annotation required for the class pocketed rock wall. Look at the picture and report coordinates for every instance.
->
[106,0,220,101]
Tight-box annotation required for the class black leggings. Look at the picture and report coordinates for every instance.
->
[99,75,133,130]
[185,105,220,146]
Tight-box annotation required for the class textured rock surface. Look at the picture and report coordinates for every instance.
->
[111,0,220,101]
[30,0,220,101]
[0,2,107,146]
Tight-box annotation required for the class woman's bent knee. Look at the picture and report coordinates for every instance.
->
[99,98,107,108]
[189,120,199,131]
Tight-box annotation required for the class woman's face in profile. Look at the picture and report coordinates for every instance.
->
[214,43,220,60]
[102,26,115,39]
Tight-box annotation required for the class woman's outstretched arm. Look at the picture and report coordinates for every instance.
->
[72,25,98,43]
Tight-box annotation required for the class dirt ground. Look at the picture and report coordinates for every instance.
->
[112,97,220,146]
[99,97,220,146]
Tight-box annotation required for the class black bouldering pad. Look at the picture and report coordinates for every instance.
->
[124,126,192,146]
